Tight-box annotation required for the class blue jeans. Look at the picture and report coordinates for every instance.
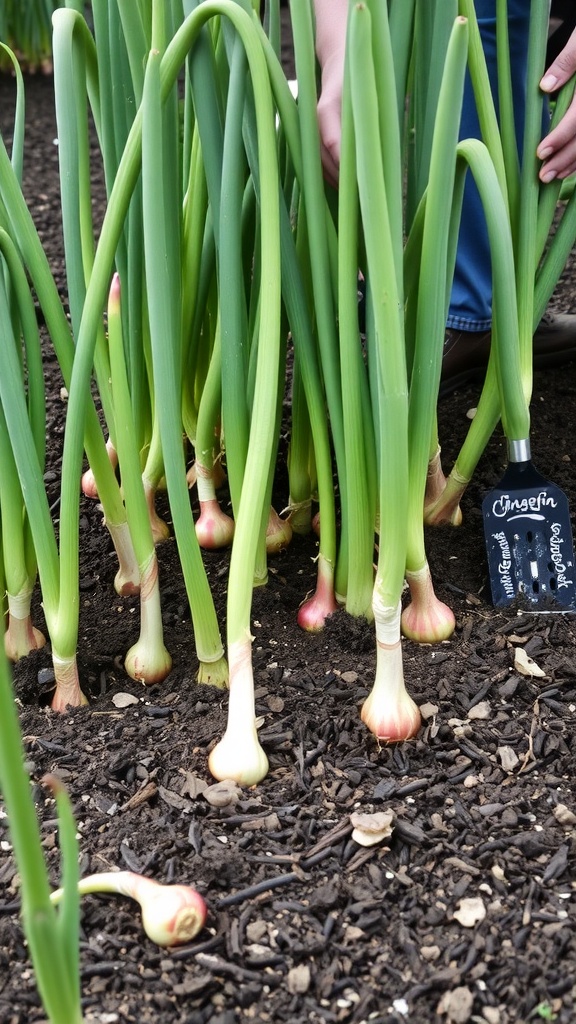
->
[447,0,532,331]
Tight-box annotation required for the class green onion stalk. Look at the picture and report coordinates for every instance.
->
[334,1,378,623]
[401,16,469,645]
[286,348,314,536]
[348,3,420,742]
[0,651,82,1023]
[0,230,47,661]
[51,2,229,691]
[198,1,283,783]
[183,2,256,556]
[189,3,292,569]
[54,3,161,547]
[238,40,339,626]
[424,0,576,528]
[245,1,338,624]
[141,3,230,686]
[406,0,459,230]
[0,53,44,660]
[193,309,236,549]
[0,0,58,72]
[0,245,88,709]
[107,274,172,684]
[288,0,345,616]
[0,526,6,634]
[0,45,141,606]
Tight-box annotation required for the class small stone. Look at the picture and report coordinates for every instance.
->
[467,701,491,720]
[482,1008,501,1024]
[420,944,441,961]
[341,671,358,683]
[553,803,576,826]
[287,964,311,994]
[437,986,474,1023]
[245,920,268,943]
[497,745,519,771]
[112,692,139,708]
[452,897,486,928]
[463,775,480,788]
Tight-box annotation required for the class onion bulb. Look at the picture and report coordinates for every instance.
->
[51,871,207,947]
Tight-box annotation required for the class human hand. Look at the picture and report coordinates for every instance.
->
[317,48,345,188]
[538,28,576,182]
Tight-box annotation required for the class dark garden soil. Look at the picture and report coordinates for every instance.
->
[2,18,576,1024]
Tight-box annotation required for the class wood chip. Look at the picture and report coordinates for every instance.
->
[514,647,546,677]
[203,780,242,808]
[350,809,395,847]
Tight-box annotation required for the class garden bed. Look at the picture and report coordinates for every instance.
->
[1,24,576,1024]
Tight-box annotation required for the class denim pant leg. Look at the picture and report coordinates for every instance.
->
[447,0,531,331]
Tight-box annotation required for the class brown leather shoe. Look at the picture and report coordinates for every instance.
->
[440,311,576,397]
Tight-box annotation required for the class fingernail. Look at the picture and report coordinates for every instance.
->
[540,73,559,91]
[540,168,557,183]
[537,145,553,160]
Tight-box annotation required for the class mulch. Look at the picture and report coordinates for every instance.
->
[1,13,576,1024]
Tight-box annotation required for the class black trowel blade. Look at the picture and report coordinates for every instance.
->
[482,463,576,610]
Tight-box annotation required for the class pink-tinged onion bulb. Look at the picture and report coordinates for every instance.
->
[4,590,46,661]
[195,462,234,549]
[361,598,421,742]
[424,469,463,526]
[81,439,118,498]
[424,445,448,508]
[297,554,338,631]
[195,498,235,549]
[208,636,269,785]
[50,653,88,711]
[266,507,292,554]
[143,478,170,544]
[135,879,207,947]
[401,563,455,643]
[50,871,207,948]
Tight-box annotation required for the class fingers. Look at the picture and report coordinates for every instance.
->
[319,143,340,189]
[538,105,576,182]
[540,27,576,94]
[317,97,341,187]
[538,29,576,182]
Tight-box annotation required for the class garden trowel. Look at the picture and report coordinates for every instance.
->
[482,439,576,609]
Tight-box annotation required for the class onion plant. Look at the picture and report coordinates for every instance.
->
[0,233,87,709]
[0,52,46,662]
[0,230,47,663]
[343,6,468,740]
[51,871,207,948]
[0,0,60,72]
[40,4,229,689]
[107,274,172,684]
[0,58,46,658]
[425,0,576,527]
[0,651,82,1024]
